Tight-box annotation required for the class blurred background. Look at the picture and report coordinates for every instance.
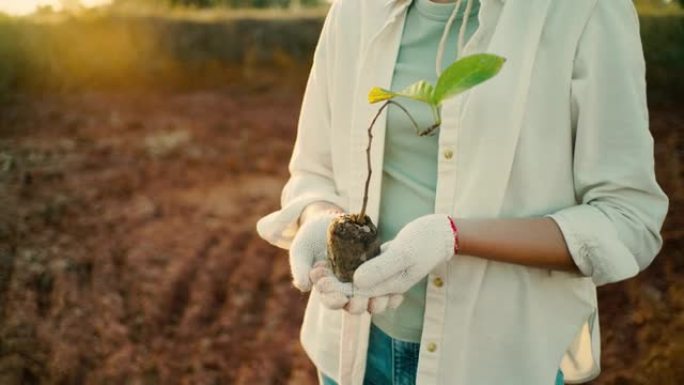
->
[0,0,682,384]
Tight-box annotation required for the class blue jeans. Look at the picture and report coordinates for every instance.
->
[318,322,565,385]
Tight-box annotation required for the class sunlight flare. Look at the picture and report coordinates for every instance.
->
[0,0,112,16]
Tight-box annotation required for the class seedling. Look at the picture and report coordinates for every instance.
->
[326,53,506,282]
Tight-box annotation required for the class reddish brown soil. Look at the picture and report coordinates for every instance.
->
[0,89,681,385]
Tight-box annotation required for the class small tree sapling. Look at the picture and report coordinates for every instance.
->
[326,53,506,283]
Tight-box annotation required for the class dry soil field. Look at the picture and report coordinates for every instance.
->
[0,88,682,385]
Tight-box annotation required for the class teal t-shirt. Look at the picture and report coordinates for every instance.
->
[371,0,480,343]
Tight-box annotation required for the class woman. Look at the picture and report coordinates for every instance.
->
[256,0,669,384]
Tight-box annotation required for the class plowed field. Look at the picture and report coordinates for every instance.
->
[0,89,681,385]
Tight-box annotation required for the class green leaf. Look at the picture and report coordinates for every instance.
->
[432,53,506,105]
[395,80,435,104]
[368,80,435,105]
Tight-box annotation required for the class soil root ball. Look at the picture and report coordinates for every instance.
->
[326,213,381,283]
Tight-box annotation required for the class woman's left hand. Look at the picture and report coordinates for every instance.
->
[309,260,404,315]
[352,213,457,297]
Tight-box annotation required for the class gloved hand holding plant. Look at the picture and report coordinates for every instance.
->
[309,259,405,315]
[289,202,406,314]
[289,207,343,292]
[353,213,458,297]
[310,213,457,310]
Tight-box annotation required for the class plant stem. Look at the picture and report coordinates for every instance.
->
[388,100,441,136]
[359,99,433,220]
[359,100,392,220]
[420,104,441,136]
[431,104,440,123]
[419,120,441,137]
[387,100,441,136]
[387,100,422,135]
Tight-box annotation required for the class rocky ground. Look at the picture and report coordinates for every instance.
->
[0,89,681,385]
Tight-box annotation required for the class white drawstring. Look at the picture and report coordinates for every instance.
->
[435,0,474,77]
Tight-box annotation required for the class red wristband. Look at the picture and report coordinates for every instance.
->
[447,215,460,255]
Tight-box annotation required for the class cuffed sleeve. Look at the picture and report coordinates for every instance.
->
[255,2,345,250]
[545,0,669,286]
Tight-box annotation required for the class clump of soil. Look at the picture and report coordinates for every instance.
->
[326,213,381,282]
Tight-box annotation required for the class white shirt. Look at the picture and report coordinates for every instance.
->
[255,0,669,384]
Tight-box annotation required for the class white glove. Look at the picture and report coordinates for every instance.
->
[309,259,405,315]
[352,213,456,297]
[289,210,342,291]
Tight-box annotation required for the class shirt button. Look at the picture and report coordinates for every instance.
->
[427,342,438,352]
[443,148,454,160]
[432,276,444,288]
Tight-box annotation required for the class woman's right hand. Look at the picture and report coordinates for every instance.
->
[291,201,403,314]
[289,203,344,292]
[309,260,404,315]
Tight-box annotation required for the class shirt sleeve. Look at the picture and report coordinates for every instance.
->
[545,0,669,286]
[255,1,346,250]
